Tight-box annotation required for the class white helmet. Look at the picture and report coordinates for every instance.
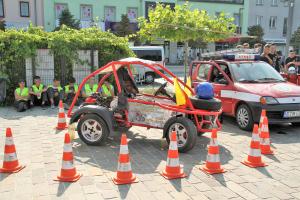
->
[288,66,296,74]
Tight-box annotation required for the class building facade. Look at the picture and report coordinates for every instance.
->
[0,0,44,29]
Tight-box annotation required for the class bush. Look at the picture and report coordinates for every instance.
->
[0,25,134,103]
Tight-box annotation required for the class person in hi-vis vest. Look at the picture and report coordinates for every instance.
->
[82,76,98,98]
[64,77,82,107]
[100,81,114,97]
[29,76,48,107]
[14,79,31,112]
[47,78,64,108]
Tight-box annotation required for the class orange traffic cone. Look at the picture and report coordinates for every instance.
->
[0,128,25,173]
[113,134,138,185]
[55,133,81,182]
[201,129,225,174]
[258,109,266,133]
[160,131,186,179]
[242,124,267,168]
[260,117,274,155]
[56,100,67,130]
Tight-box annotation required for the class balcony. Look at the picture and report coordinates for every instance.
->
[185,0,244,4]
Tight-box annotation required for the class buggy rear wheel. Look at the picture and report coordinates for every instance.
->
[164,117,197,153]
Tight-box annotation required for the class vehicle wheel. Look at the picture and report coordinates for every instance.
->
[145,72,155,84]
[236,104,254,131]
[189,96,222,111]
[292,122,300,126]
[164,117,197,153]
[77,114,109,145]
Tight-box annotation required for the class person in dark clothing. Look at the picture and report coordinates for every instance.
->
[14,79,31,112]
[64,77,82,108]
[285,50,297,65]
[260,44,273,65]
[29,76,48,107]
[47,78,64,108]
[269,44,281,72]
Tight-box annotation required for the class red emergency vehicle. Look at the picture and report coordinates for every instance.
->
[190,54,300,131]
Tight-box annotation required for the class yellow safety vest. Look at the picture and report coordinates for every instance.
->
[101,84,113,96]
[48,85,63,92]
[15,87,29,97]
[84,84,98,96]
[32,84,44,93]
[65,84,79,93]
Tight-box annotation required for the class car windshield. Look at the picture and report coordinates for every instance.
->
[230,62,285,83]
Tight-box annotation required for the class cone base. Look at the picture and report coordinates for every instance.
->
[241,160,267,168]
[160,169,187,180]
[200,165,226,175]
[56,125,68,130]
[261,150,274,155]
[112,174,138,185]
[55,172,82,182]
[0,164,25,173]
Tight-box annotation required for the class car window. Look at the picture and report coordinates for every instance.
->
[210,66,224,83]
[133,50,162,62]
[197,64,211,80]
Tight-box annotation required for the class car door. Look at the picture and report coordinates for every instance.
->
[191,63,212,88]
[208,62,234,114]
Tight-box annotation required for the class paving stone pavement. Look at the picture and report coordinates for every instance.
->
[0,107,300,200]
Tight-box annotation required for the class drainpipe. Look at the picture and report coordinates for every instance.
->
[34,0,38,25]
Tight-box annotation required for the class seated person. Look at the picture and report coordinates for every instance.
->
[100,80,114,97]
[117,67,139,98]
[64,77,81,107]
[29,76,48,107]
[82,77,98,98]
[14,79,31,112]
[47,78,64,108]
[212,68,224,83]
[125,80,138,98]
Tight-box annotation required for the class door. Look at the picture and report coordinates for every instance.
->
[191,63,211,88]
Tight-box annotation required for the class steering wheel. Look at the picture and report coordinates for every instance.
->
[154,82,168,96]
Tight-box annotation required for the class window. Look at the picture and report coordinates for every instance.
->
[133,50,162,62]
[197,64,211,80]
[256,0,263,5]
[104,6,116,22]
[20,1,29,17]
[55,4,68,19]
[269,16,277,29]
[233,13,240,26]
[283,17,288,36]
[0,0,4,17]
[271,0,278,6]
[256,15,263,25]
[81,5,92,20]
[127,7,138,22]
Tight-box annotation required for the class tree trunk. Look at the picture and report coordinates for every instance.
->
[183,42,189,83]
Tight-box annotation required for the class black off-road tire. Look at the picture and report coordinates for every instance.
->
[189,96,222,111]
[77,114,109,145]
[164,117,197,153]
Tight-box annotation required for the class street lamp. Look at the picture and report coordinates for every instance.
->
[281,0,295,56]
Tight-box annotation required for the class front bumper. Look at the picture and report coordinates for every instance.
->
[248,102,300,124]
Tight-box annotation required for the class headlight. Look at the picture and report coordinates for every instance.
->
[260,96,279,105]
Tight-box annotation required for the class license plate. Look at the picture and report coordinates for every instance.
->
[283,111,300,118]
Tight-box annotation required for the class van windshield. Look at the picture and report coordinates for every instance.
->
[133,50,162,62]
[230,62,285,83]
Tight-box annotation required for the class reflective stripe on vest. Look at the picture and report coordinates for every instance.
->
[65,84,79,93]
[15,87,29,97]
[32,84,44,93]
[48,85,63,92]
[102,84,113,96]
[84,84,98,96]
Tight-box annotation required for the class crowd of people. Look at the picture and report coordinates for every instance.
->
[14,75,114,112]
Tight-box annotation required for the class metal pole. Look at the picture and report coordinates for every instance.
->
[285,0,295,57]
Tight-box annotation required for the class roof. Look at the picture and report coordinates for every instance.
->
[129,46,164,50]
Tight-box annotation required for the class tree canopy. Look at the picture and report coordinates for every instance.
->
[290,26,300,52]
[240,25,264,47]
[57,9,80,30]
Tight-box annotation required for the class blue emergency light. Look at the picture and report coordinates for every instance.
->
[223,54,260,61]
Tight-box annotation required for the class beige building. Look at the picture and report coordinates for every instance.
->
[0,0,44,29]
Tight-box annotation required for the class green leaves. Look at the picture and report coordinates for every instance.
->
[138,2,236,43]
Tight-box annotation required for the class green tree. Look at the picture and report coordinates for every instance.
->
[115,14,133,37]
[56,9,80,30]
[290,26,300,53]
[138,2,235,80]
[240,25,264,47]
[0,20,5,31]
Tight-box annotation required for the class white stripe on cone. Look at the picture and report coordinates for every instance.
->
[169,141,178,150]
[5,137,14,146]
[206,154,220,162]
[59,107,65,113]
[249,148,261,157]
[4,153,18,162]
[62,160,75,169]
[260,125,269,133]
[58,118,66,123]
[252,134,260,141]
[63,144,73,152]
[117,162,132,172]
[261,138,270,145]
[166,158,180,167]
[120,145,128,154]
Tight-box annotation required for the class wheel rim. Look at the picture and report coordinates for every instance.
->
[146,74,154,83]
[81,119,103,142]
[237,107,249,128]
[169,123,188,148]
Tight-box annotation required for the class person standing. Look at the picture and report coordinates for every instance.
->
[285,50,297,65]
[14,79,30,112]
[260,44,273,65]
[269,44,280,72]
[47,78,64,108]
[254,43,263,54]
[29,76,48,107]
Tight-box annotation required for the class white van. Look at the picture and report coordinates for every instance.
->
[130,46,165,84]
